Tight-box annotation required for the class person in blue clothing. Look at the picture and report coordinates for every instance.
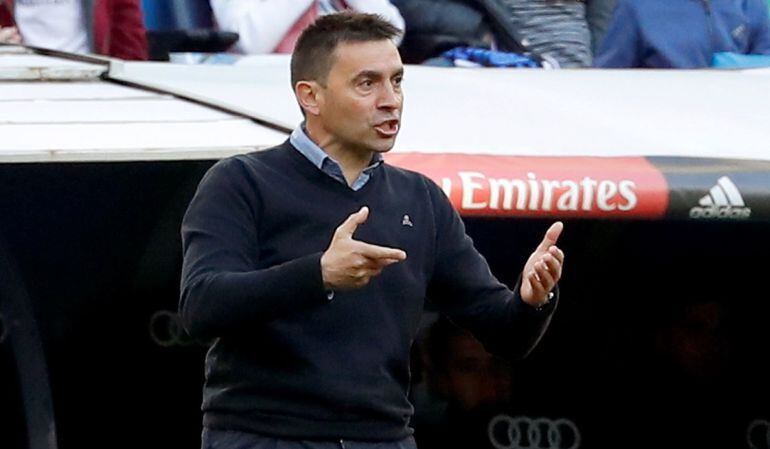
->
[595,0,770,68]
[180,11,565,449]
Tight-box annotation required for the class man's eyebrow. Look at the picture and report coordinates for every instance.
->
[353,70,384,81]
[353,68,404,81]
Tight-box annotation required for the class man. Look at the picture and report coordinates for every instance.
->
[180,12,564,449]
[594,0,770,68]
[411,317,516,448]
[0,0,147,60]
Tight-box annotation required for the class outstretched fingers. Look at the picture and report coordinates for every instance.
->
[322,206,407,290]
[542,251,563,280]
[355,241,407,264]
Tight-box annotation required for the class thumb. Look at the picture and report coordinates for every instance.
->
[537,221,563,251]
[335,206,369,239]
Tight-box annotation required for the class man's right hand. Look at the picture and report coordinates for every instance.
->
[321,206,407,290]
[0,27,22,44]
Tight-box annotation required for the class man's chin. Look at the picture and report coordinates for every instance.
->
[373,146,395,154]
[371,136,398,153]
[347,135,398,155]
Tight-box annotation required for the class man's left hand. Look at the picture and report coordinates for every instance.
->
[520,222,564,308]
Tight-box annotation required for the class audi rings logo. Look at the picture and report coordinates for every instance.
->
[148,310,196,348]
[747,419,770,449]
[488,415,581,449]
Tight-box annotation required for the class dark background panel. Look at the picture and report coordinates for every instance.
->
[0,161,213,449]
[443,217,770,449]
[0,338,27,449]
[0,161,768,449]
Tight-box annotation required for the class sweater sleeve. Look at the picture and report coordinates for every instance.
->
[179,157,328,339]
[424,179,557,361]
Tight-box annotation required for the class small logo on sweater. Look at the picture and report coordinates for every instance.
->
[401,215,413,227]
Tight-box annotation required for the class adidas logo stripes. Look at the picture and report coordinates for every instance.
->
[698,176,745,207]
[690,176,751,219]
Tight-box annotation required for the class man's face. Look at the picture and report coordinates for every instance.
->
[443,334,513,412]
[315,39,404,155]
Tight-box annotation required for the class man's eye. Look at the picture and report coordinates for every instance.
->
[360,80,374,88]
[393,77,403,86]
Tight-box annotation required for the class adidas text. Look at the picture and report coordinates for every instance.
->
[689,205,750,219]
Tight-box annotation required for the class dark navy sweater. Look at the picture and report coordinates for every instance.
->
[179,141,557,440]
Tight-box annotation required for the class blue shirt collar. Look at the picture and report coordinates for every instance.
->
[289,124,383,191]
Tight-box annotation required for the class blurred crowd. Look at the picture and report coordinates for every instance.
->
[1,0,770,68]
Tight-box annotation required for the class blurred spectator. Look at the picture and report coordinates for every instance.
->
[657,300,731,385]
[394,0,592,67]
[142,0,214,31]
[393,0,494,64]
[491,0,592,67]
[595,0,770,68]
[210,0,405,54]
[0,0,147,60]
[627,300,734,448]
[412,317,515,449]
[585,0,616,54]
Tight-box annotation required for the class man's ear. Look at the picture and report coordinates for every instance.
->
[295,81,322,116]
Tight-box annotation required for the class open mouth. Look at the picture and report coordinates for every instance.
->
[374,119,400,138]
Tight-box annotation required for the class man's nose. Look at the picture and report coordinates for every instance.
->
[378,83,402,110]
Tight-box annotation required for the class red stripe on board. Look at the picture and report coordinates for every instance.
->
[385,153,669,219]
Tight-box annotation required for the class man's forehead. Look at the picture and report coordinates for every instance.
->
[330,40,403,76]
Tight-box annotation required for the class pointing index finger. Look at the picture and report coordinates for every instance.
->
[355,241,407,262]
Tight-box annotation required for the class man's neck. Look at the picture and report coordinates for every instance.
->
[305,123,374,186]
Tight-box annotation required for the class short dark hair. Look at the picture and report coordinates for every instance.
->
[290,12,401,88]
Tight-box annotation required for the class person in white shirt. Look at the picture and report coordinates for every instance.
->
[11,0,90,53]
[0,0,147,60]
[210,0,405,54]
